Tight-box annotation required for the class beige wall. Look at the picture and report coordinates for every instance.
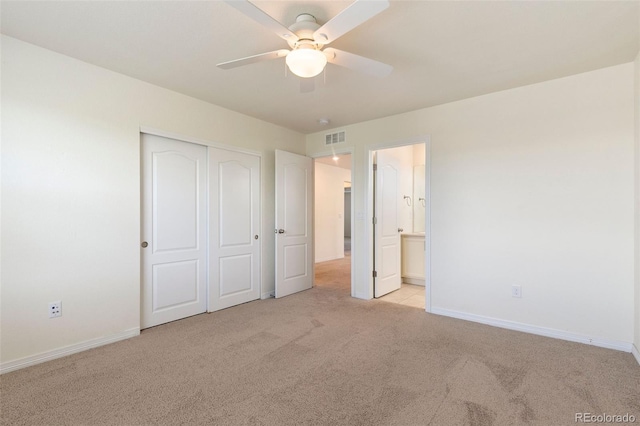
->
[307,63,635,347]
[314,162,351,263]
[1,36,305,367]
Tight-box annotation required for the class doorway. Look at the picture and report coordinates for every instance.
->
[313,153,353,294]
[368,137,431,311]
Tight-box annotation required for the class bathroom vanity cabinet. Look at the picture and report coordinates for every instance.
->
[401,233,426,286]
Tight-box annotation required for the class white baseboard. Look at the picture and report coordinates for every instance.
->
[313,256,344,263]
[402,278,425,286]
[632,344,640,365]
[431,307,632,353]
[0,327,140,375]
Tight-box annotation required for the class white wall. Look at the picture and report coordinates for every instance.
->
[634,50,640,359]
[314,162,351,262]
[307,63,635,347]
[1,36,305,367]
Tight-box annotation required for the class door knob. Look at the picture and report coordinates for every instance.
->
[278,229,285,234]
[141,241,148,248]
[255,235,259,240]
[398,228,404,233]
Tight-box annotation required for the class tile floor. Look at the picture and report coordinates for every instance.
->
[377,283,425,309]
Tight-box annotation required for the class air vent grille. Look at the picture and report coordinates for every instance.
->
[325,130,346,145]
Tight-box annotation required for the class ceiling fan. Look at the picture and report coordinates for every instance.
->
[217,0,393,81]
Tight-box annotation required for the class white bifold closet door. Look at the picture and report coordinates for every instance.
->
[209,147,261,311]
[141,133,262,328]
[141,133,208,329]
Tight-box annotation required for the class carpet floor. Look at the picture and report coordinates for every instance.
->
[1,286,639,425]
[314,254,351,292]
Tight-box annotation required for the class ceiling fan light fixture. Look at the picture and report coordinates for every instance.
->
[285,46,327,78]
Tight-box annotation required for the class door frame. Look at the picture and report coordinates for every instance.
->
[309,147,356,297]
[365,136,432,312]
[140,126,263,317]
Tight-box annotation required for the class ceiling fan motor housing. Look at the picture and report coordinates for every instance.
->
[288,13,324,50]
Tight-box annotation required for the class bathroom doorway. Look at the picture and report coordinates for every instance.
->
[313,154,353,294]
[369,138,430,310]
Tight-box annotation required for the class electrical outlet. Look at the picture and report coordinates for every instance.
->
[512,285,522,298]
[49,301,61,318]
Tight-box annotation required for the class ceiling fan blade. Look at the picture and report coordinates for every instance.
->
[224,0,298,42]
[324,48,393,78]
[217,50,290,70]
[313,0,389,45]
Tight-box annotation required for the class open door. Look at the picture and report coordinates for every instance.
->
[374,149,402,297]
[275,150,313,298]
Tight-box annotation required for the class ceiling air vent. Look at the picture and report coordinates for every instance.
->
[325,130,346,145]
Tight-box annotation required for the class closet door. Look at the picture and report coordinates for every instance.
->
[141,133,208,328]
[210,148,261,311]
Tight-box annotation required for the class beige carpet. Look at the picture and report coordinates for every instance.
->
[314,254,351,292]
[1,286,639,425]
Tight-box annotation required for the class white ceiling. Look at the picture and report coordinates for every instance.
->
[2,1,638,134]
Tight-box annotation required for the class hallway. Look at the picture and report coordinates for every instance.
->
[314,254,351,293]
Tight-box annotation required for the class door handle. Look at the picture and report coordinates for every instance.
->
[278,229,285,234]
[141,241,148,248]
[398,228,404,233]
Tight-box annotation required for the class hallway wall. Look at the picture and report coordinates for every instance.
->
[314,162,351,262]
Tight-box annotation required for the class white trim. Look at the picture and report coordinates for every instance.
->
[423,140,432,313]
[315,255,346,263]
[309,147,356,298]
[632,344,640,365]
[402,278,425,286]
[0,328,140,374]
[431,307,633,353]
[368,135,429,151]
[140,126,263,158]
[365,136,432,310]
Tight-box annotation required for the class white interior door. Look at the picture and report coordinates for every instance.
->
[374,150,402,297]
[210,148,261,311]
[275,150,313,298]
[141,133,207,328]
